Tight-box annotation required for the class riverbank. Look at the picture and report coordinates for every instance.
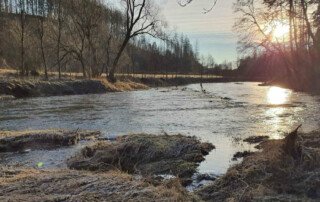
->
[1,127,320,200]
[0,168,197,201]
[0,78,149,98]
[0,129,213,200]
[0,68,266,98]
[197,128,320,201]
[0,76,263,98]
[259,76,320,94]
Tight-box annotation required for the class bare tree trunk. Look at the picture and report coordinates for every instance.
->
[289,0,294,53]
[301,0,315,44]
[81,60,86,77]
[108,35,130,82]
[293,1,298,50]
[57,0,62,79]
[20,9,25,76]
[200,65,203,89]
[103,35,112,79]
[88,34,92,78]
[39,18,48,80]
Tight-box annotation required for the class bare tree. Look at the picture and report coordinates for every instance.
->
[57,0,62,79]
[36,15,48,79]
[177,0,218,13]
[108,0,160,82]
[18,0,26,75]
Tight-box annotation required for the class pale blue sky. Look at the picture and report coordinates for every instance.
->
[159,0,238,63]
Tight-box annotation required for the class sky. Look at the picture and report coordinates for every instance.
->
[159,0,238,64]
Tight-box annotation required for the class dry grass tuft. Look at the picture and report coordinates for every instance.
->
[68,133,215,186]
[0,167,197,201]
[99,78,149,92]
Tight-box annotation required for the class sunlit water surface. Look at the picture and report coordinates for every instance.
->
[1,82,320,175]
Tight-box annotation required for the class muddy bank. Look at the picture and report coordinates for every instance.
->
[0,168,197,201]
[0,79,149,98]
[68,134,215,186]
[197,129,320,201]
[0,130,100,152]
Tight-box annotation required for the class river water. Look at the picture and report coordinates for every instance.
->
[1,82,320,175]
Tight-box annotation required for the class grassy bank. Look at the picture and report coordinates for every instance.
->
[0,130,100,152]
[0,168,197,201]
[1,127,320,200]
[197,128,320,201]
[68,133,215,186]
[0,68,264,98]
[0,130,213,200]
[0,78,149,98]
[0,76,258,98]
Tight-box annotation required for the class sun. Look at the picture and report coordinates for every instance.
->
[273,23,289,38]
[266,21,290,41]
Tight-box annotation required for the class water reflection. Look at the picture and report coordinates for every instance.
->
[265,107,285,139]
[267,87,291,105]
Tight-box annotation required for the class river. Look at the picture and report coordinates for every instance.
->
[1,82,319,175]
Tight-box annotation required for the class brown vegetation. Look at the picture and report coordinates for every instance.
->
[0,168,197,201]
[67,134,215,186]
[0,78,149,98]
[0,129,100,152]
[197,128,320,201]
[0,69,260,98]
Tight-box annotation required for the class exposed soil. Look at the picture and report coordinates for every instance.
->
[197,129,320,201]
[0,168,198,201]
[0,130,100,152]
[67,134,215,186]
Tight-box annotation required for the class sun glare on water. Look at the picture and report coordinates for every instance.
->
[267,87,291,105]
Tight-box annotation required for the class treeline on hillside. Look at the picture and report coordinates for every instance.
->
[232,0,320,90]
[0,0,203,79]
